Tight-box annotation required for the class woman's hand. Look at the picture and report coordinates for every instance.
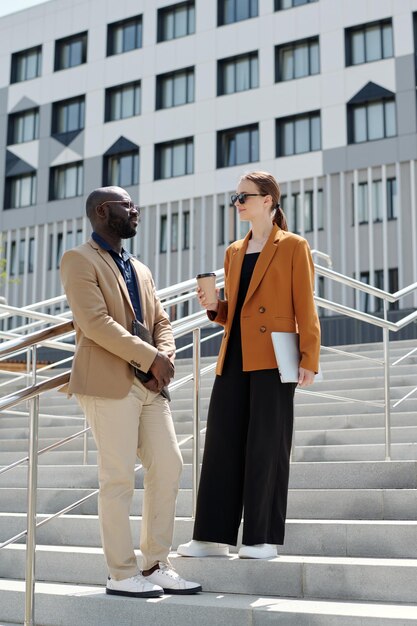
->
[298,367,315,387]
[196,286,219,312]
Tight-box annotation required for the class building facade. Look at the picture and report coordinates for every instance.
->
[0,0,416,324]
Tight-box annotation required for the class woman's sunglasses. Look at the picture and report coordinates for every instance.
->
[231,193,266,205]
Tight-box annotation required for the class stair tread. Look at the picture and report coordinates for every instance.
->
[2,579,417,622]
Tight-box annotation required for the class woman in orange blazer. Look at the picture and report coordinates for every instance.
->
[178,171,321,560]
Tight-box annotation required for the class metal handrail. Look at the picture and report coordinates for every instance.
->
[1,257,417,625]
[314,296,417,330]
[0,321,74,358]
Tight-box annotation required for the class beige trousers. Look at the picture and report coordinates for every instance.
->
[76,378,183,579]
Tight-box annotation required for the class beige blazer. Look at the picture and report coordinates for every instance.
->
[60,238,175,399]
[212,225,321,375]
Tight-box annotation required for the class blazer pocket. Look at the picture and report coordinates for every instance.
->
[273,317,296,332]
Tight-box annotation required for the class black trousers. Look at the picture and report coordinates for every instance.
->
[193,349,296,546]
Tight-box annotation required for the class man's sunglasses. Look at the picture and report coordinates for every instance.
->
[97,200,140,212]
[231,193,266,205]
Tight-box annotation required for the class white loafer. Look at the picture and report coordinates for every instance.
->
[144,563,202,594]
[106,573,163,598]
[177,539,229,557]
[238,544,277,559]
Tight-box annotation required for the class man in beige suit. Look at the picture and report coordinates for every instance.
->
[60,186,201,598]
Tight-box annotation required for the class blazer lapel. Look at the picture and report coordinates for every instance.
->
[244,225,283,305]
[226,230,251,323]
[130,258,150,327]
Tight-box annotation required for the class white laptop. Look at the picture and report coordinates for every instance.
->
[271,332,323,384]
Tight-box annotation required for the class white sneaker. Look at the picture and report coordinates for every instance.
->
[177,540,229,557]
[106,573,163,598]
[238,544,277,559]
[144,563,202,594]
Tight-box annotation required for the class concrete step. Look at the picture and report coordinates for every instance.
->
[1,439,416,465]
[293,442,417,462]
[2,580,417,626]
[294,397,417,417]
[294,386,416,405]
[2,547,417,604]
[1,461,416,490]
[294,411,417,431]
[0,436,96,452]
[1,487,416,520]
[2,514,417,560]
[294,425,417,446]
[0,425,86,440]
[0,415,84,429]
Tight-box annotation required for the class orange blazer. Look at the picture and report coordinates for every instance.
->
[60,238,175,399]
[211,225,321,376]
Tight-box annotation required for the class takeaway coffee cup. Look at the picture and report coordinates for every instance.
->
[196,272,217,303]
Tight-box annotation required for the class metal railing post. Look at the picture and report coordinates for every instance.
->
[192,327,201,517]
[83,417,88,465]
[24,345,39,626]
[383,300,392,461]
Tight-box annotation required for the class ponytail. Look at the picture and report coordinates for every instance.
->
[273,203,288,231]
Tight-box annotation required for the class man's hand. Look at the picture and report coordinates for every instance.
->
[149,352,175,389]
[142,377,160,394]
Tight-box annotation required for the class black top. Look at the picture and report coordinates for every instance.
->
[226,252,260,367]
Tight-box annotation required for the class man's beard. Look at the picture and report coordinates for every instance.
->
[108,208,137,239]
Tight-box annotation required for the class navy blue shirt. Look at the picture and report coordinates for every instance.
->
[92,232,143,323]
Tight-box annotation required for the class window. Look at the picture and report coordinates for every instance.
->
[160,212,191,252]
[352,178,397,223]
[346,19,393,66]
[281,193,300,233]
[8,108,39,144]
[54,32,87,70]
[183,211,190,249]
[157,2,195,42]
[5,238,35,275]
[348,85,396,143]
[217,124,259,168]
[156,68,194,109]
[218,205,225,245]
[218,51,258,95]
[275,37,319,81]
[387,178,397,219]
[389,268,399,310]
[281,189,323,232]
[104,151,139,187]
[374,269,399,312]
[276,111,321,156]
[49,230,83,270]
[105,82,141,121]
[49,162,83,200]
[155,138,194,179]
[107,15,142,55]
[218,0,258,25]
[4,173,37,209]
[52,96,85,135]
[160,216,168,253]
[318,275,325,299]
[303,190,323,231]
[359,271,370,312]
[275,0,317,9]
[11,46,41,83]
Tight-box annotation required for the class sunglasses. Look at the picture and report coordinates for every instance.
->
[97,200,140,212]
[231,193,266,205]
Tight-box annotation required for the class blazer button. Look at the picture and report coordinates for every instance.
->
[259,306,266,313]
[259,326,266,333]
